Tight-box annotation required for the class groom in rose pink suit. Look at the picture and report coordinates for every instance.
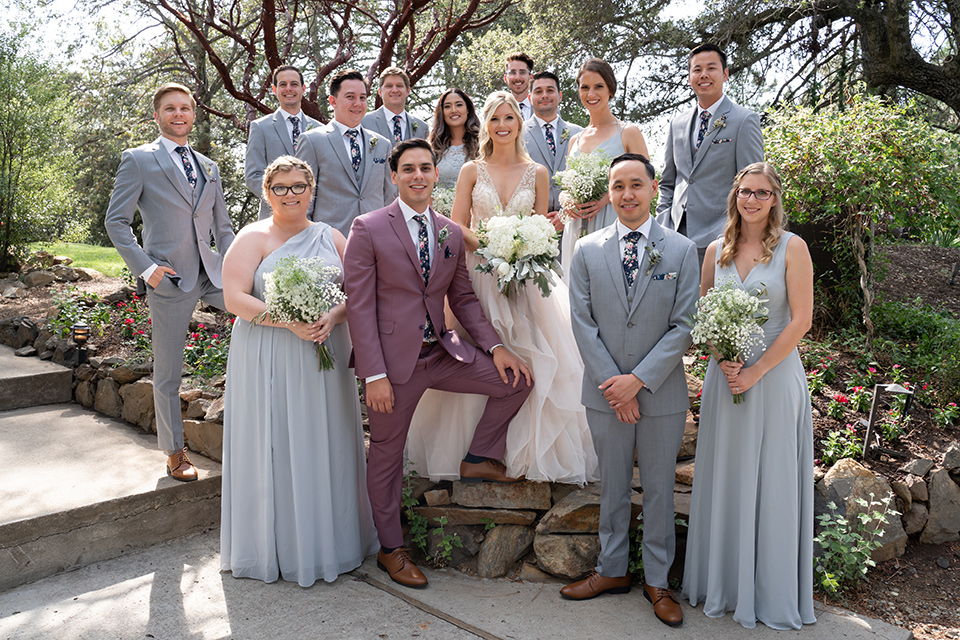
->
[343,138,533,589]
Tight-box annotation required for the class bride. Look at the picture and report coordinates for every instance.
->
[404,91,599,485]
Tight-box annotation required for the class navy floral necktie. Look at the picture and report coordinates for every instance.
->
[392,114,403,143]
[346,129,361,172]
[544,123,556,156]
[174,146,197,189]
[415,214,435,341]
[622,231,642,286]
[695,110,710,150]
[289,116,301,151]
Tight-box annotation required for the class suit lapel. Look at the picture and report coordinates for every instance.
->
[153,140,193,206]
[389,205,423,285]
[553,118,571,172]
[272,111,295,155]
[326,126,360,190]
[527,121,552,167]
[358,129,374,191]
[601,228,630,314]
[628,219,666,317]
[691,97,730,173]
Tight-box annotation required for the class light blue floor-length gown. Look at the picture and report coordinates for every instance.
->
[220,222,378,587]
[682,231,816,629]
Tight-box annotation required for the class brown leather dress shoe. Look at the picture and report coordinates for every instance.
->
[560,570,631,600]
[459,459,524,484]
[166,447,198,482]
[377,548,428,588]
[643,582,683,626]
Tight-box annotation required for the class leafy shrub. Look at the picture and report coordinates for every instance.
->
[814,495,898,595]
[820,426,862,467]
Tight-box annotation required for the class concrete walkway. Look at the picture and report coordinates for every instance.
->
[0,530,911,640]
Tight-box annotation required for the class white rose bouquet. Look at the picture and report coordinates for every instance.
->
[254,255,346,370]
[688,277,769,404]
[474,214,562,297]
[553,151,611,225]
[431,186,456,218]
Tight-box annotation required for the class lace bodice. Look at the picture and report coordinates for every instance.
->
[436,144,467,190]
[470,162,537,230]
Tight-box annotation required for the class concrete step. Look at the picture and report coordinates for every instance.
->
[0,404,221,592]
[0,345,72,411]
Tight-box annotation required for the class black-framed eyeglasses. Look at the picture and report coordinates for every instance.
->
[736,188,774,201]
[270,183,310,196]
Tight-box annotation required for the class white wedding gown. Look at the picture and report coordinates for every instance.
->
[404,162,599,484]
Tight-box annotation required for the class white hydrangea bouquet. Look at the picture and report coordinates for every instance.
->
[431,186,456,217]
[688,277,769,404]
[553,151,611,225]
[474,214,562,297]
[254,255,346,370]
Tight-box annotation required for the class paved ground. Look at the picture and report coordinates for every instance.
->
[0,531,912,640]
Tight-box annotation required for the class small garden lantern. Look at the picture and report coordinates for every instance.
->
[72,323,90,366]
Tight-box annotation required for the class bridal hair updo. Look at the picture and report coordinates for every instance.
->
[718,162,785,269]
[477,91,531,163]
[262,155,316,201]
[576,58,618,97]
[428,88,480,162]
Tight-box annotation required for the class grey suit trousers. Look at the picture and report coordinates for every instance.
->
[588,407,685,588]
[147,269,225,452]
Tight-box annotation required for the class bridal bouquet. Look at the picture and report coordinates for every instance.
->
[554,151,611,225]
[688,278,769,404]
[474,214,562,297]
[431,186,456,218]
[255,255,346,370]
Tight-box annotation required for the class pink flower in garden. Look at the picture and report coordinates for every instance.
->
[123,318,134,325]
[147,319,152,325]
[136,330,144,335]
[846,423,857,432]
[191,332,199,339]
[852,386,864,393]
[814,459,821,466]
[868,367,877,374]
[198,323,206,329]
[893,364,902,369]
[212,334,219,339]
[834,393,849,404]
[950,403,957,408]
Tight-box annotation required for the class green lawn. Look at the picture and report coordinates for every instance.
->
[30,242,126,277]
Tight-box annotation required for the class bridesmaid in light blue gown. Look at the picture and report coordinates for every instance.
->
[428,88,480,191]
[560,58,649,276]
[682,162,816,629]
[220,156,378,587]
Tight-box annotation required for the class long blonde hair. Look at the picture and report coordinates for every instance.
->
[477,91,531,163]
[718,162,785,268]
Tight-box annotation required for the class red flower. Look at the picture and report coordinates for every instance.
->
[191,332,199,339]
[212,334,219,339]
[198,323,206,329]
[852,386,864,393]
[123,318,134,325]
[868,367,877,374]
[833,393,849,403]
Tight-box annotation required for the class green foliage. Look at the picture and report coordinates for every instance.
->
[430,516,463,567]
[627,522,644,577]
[481,517,496,532]
[0,29,80,268]
[183,322,229,380]
[827,393,850,420]
[820,427,863,467]
[932,402,959,428]
[29,242,126,277]
[401,469,429,555]
[814,495,898,596]
[113,295,152,355]
[765,97,960,330]
[46,288,110,339]
[847,385,872,413]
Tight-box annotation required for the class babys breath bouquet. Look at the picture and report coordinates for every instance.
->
[254,255,346,370]
[689,277,769,404]
[554,151,611,225]
[432,186,456,218]
[474,214,562,297]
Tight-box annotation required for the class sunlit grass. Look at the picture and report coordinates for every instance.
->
[29,242,126,277]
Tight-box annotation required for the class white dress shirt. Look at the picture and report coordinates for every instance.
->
[616,217,652,264]
[332,119,363,163]
[384,107,408,138]
[691,95,725,150]
[518,97,533,120]
[278,107,305,145]
[532,114,561,150]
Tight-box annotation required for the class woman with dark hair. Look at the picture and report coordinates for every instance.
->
[682,162,815,630]
[428,88,481,189]
[560,58,649,277]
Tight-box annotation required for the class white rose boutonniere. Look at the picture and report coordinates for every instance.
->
[644,242,662,276]
[369,136,379,151]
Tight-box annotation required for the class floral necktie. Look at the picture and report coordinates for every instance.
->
[623,231,642,287]
[695,110,711,150]
[544,123,556,156]
[289,116,301,151]
[415,214,435,341]
[174,146,197,189]
[346,129,361,172]
[392,114,403,143]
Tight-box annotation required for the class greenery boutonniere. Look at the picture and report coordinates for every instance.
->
[412,121,419,133]
[645,242,662,276]
[369,136,379,150]
[710,114,728,133]
[202,161,217,182]
[437,225,450,248]
[560,128,570,143]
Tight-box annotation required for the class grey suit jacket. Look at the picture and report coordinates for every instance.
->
[656,96,763,249]
[522,116,583,212]
[362,107,429,146]
[245,110,322,219]
[295,123,393,237]
[105,137,235,292]
[569,218,698,416]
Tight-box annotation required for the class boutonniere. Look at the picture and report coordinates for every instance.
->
[560,128,570,143]
[304,121,314,131]
[369,136,379,151]
[710,114,728,132]
[644,242,662,276]
[437,225,451,249]
[412,121,419,133]
[202,161,217,182]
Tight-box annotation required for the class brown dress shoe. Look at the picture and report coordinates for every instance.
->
[459,459,524,484]
[560,570,631,600]
[166,448,198,482]
[643,582,683,626]
[377,548,428,588]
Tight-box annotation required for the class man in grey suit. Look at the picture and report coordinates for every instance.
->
[362,67,428,148]
[564,154,697,627]
[296,69,393,236]
[244,65,322,220]
[105,83,235,482]
[656,43,764,267]
[504,52,534,119]
[523,71,582,232]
